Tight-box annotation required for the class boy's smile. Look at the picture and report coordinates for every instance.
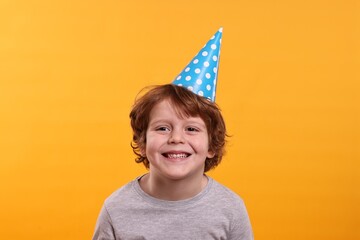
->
[144,99,214,182]
[162,151,191,160]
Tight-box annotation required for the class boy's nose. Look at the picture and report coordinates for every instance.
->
[168,130,185,144]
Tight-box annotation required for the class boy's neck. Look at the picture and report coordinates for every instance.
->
[139,173,208,201]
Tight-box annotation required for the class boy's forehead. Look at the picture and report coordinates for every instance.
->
[149,99,201,121]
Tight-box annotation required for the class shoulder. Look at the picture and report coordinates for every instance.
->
[103,178,141,210]
[209,178,245,206]
[209,178,254,239]
[207,178,250,223]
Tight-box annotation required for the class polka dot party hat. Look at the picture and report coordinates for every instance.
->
[172,27,223,102]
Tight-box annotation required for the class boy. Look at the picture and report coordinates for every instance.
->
[93,28,253,239]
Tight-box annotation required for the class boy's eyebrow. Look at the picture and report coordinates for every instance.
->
[148,119,166,125]
[185,120,206,128]
[148,119,171,126]
[149,118,206,128]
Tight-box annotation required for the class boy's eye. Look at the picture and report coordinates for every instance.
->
[156,126,170,132]
[186,127,199,132]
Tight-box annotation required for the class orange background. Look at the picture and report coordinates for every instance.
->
[0,0,359,239]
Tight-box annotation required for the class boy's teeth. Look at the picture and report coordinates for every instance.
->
[166,153,188,158]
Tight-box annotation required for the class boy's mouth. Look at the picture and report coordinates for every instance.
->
[162,152,191,159]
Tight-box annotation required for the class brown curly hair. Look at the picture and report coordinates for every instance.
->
[129,84,227,172]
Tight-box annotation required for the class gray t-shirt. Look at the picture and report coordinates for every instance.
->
[93,176,253,240]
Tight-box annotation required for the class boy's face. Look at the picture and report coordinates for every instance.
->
[144,99,214,181]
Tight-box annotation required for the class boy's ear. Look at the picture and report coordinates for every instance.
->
[140,146,146,157]
[207,150,215,158]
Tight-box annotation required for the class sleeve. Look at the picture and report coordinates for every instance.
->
[92,204,116,240]
[229,199,254,240]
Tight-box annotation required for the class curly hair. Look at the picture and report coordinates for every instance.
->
[129,84,227,172]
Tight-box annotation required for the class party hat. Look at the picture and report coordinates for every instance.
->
[172,27,223,102]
